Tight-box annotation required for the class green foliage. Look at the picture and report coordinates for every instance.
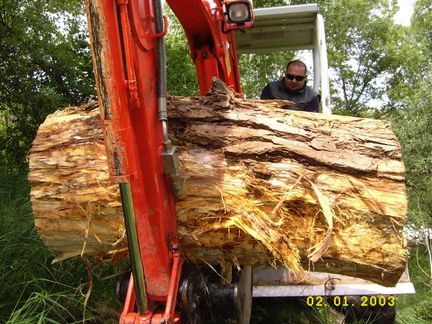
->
[165,7,199,96]
[0,173,121,322]
[318,0,401,115]
[388,1,432,227]
[384,0,431,110]
[253,0,288,8]
[412,0,432,54]
[391,77,432,227]
[0,0,95,172]
[385,28,425,109]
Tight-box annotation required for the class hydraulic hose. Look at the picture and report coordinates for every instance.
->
[119,183,147,314]
[154,0,181,196]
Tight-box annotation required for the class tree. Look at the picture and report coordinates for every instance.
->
[390,0,432,226]
[165,6,199,96]
[317,0,401,115]
[391,78,432,226]
[0,0,95,172]
[412,0,432,54]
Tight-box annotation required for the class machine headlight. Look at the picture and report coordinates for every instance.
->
[222,0,254,32]
[227,3,251,24]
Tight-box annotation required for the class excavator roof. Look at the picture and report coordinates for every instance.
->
[234,4,319,54]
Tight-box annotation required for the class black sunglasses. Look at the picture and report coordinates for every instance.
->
[285,73,306,81]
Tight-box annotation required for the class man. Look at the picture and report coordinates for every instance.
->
[260,59,320,112]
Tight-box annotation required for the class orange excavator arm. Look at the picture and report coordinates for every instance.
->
[84,0,253,322]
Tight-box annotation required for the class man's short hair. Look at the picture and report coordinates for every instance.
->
[286,60,307,75]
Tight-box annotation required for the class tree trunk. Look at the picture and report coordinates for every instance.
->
[29,83,408,286]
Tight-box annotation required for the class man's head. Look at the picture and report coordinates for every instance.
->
[283,60,307,92]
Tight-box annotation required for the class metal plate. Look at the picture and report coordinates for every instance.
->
[234,4,318,54]
[252,267,415,297]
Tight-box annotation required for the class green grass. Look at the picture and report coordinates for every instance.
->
[0,172,122,323]
[396,246,432,324]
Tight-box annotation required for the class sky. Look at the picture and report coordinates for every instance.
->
[394,0,416,26]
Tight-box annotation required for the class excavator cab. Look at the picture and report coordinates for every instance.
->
[234,4,331,113]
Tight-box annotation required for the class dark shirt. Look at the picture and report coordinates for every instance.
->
[260,80,320,113]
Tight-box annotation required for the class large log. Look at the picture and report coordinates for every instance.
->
[29,83,408,286]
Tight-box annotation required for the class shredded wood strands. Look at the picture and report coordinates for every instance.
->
[185,172,352,275]
[306,180,334,262]
[190,192,302,272]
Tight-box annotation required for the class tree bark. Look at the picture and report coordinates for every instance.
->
[29,83,408,286]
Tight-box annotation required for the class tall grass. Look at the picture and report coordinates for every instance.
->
[0,172,122,323]
[393,213,432,323]
[396,246,432,324]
